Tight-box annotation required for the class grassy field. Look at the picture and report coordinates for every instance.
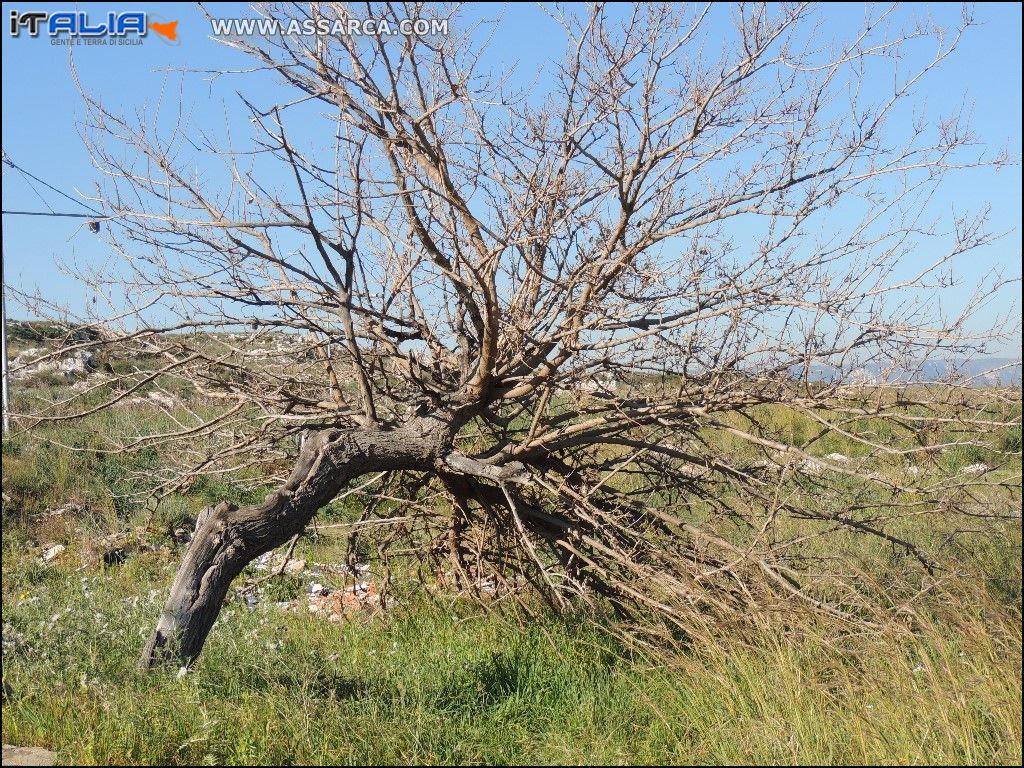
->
[2,330,1022,765]
[2,526,1020,765]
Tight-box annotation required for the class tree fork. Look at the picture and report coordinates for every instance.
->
[140,419,455,668]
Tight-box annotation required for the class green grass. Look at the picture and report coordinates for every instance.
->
[1,523,1020,765]
[1,361,1021,764]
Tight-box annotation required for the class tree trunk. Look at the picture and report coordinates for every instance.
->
[140,421,450,668]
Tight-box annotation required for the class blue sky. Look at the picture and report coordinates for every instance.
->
[1,2,1021,354]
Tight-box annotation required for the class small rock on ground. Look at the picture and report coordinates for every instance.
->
[2,744,57,766]
[39,544,65,565]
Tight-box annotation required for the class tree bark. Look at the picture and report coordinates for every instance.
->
[140,420,451,668]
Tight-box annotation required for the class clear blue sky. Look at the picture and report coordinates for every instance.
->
[2,2,1021,354]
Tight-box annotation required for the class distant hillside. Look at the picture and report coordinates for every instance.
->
[6,319,103,345]
[794,358,1022,386]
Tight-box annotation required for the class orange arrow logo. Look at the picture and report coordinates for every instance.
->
[149,20,178,41]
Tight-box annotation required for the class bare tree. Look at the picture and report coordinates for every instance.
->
[9,2,1020,667]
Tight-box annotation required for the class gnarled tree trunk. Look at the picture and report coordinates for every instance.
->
[140,419,453,668]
